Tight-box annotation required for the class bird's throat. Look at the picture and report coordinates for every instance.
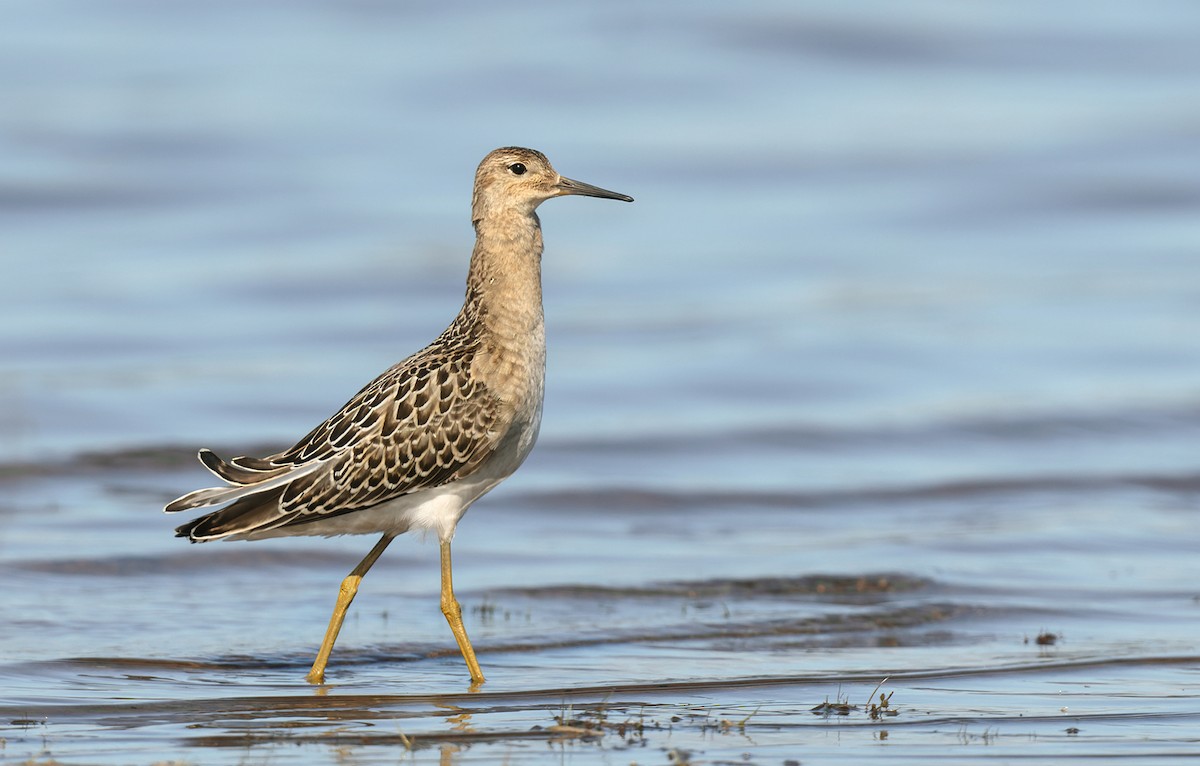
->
[466,212,545,338]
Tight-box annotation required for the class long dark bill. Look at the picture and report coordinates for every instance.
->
[557,176,634,203]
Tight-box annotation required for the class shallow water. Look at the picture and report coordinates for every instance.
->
[3,1,1200,763]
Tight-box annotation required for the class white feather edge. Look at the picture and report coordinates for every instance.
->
[163,458,327,513]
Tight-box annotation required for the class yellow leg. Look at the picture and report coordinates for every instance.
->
[306,533,395,685]
[440,539,485,684]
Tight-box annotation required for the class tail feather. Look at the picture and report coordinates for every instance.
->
[164,449,323,513]
[174,486,289,541]
[199,448,288,485]
[164,485,240,513]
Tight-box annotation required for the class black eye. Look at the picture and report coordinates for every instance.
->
[508,162,527,175]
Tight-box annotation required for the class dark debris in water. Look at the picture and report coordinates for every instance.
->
[1028,630,1062,646]
[812,681,898,720]
[175,698,768,755]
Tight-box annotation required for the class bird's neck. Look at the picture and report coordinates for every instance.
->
[463,210,545,340]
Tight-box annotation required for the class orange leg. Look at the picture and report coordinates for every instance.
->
[306,534,394,684]
[439,539,485,684]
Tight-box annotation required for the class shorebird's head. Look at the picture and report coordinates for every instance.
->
[472,147,633,223]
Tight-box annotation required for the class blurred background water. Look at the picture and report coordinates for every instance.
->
[1,1,1199,764]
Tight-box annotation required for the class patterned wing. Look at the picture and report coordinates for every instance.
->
[267,348,507,520]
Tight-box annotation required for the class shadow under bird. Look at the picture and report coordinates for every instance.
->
[166,147,633,685]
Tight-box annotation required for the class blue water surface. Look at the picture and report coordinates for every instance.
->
[1,2,1199,764]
